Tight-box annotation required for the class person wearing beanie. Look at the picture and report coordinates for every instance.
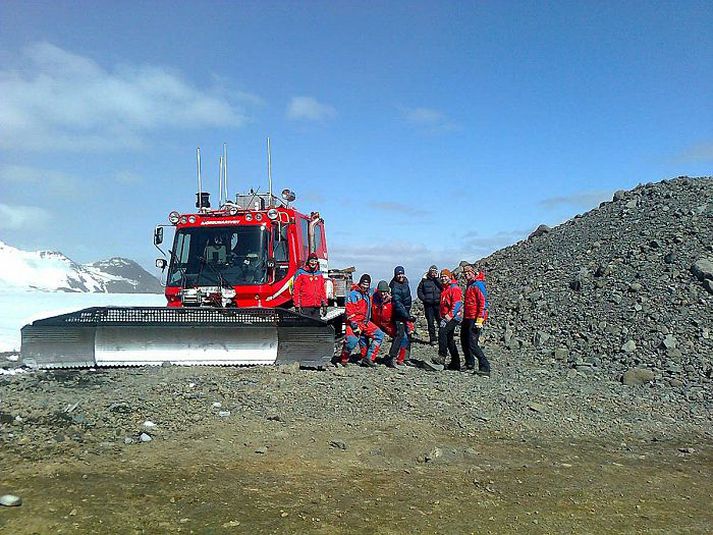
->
[462,265,491,376]
[387,266,414,368]
[293,253,327,319]
[435,268,463,370]
[372,281,414,368]
[339,273,384,367]
[417,264,443,345]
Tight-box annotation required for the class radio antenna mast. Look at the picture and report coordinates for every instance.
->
[267,137,273,205]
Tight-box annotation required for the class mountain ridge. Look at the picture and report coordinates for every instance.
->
[0,241,162,293]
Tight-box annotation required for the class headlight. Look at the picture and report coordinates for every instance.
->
[245,214,253,221]
[180,216,187,224]
[168,211,180,224]
[255,214,263,221]
[228,205,238,216]
[267,208,279,220]
[188,216,196,223]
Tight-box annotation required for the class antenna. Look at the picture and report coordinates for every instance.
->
[223,143,229,203]
[218,155,224,206]
[267,137,273,206]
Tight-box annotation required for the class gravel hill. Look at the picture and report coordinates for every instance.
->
[465,176,712,396]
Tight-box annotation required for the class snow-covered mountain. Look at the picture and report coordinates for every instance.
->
[0,241,163,293]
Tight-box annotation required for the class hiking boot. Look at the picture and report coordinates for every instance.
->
[446,363,461,371]
[384,357,398,369]
[359,357,377,368]
[473,369,491,377]
[422,360,445,372]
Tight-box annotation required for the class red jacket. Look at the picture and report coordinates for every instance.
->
[439,279,463,320]
[345,283,372,328]
[293,265,326,308]
[464,273,488,321]
[372,290,395,337]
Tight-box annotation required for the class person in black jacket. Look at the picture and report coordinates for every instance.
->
[417,265,442,345]
[387,265,414,367]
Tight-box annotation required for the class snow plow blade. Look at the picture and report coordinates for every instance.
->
[20,307,335,369]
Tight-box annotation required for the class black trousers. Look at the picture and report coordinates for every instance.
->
[438,318,460,367]
[423,303,441,343]
[460,319,490,371]
[388,320,409,359]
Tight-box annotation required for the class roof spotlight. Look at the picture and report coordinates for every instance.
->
[168,211,180,224]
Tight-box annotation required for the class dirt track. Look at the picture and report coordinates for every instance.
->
[2,346,712,534]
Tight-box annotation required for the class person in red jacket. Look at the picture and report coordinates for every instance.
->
[292,253,327,320]
[339,274,384,367]
[371,280,412,367]
[436,269,464,370]
[461,265,491,375]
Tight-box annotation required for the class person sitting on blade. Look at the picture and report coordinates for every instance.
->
[339,274,384,367]
[372,280,412,368]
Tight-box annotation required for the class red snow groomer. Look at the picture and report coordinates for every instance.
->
[20,143,351,369]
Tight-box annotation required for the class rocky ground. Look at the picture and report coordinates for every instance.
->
[1,176,712,533]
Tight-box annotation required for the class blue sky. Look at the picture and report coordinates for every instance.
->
[1,0,712,284]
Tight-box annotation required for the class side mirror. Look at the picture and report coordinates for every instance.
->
[154,226,164,246]
[266,258,276,269]
[155,258,167,271]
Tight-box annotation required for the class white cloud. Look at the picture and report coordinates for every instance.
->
[329,240,463,284]
[0,164,80,195]
[462,229,528,257]
[370,201,432,217]
[286,96,337,122]
[675,141,713,163]
[0,203,51,230]
[538,190,612,211]
[399,106,456,132]
[0,42,254,151]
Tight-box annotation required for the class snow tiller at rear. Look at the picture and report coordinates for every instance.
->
[20,142,350,369]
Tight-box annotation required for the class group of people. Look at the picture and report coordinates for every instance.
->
[292,255,490,374]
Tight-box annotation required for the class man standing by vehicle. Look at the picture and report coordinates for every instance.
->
[387,266,414,368]
[461,265,491,375]
[340,274,384,367]
[436,268,463,370]
[292,253,327,320]
[417,265,442,345]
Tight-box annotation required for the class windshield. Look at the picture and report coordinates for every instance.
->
[167,226,268,287]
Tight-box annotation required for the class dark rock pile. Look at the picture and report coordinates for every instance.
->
[466,176,713,395]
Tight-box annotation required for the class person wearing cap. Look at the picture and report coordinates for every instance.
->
[434,268,463,369]
[417,265,443,345]
[388,266,414,366]
[372,280,412,367]
[292,253,327,320]
[462,265,491,375]
[340,274,384,367]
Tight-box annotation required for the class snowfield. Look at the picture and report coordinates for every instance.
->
[0,288,165,352]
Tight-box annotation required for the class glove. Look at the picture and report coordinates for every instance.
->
[408,315,416,322]
[321,305,327,316]
[439,319,447,328]
[475,317,484,328]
